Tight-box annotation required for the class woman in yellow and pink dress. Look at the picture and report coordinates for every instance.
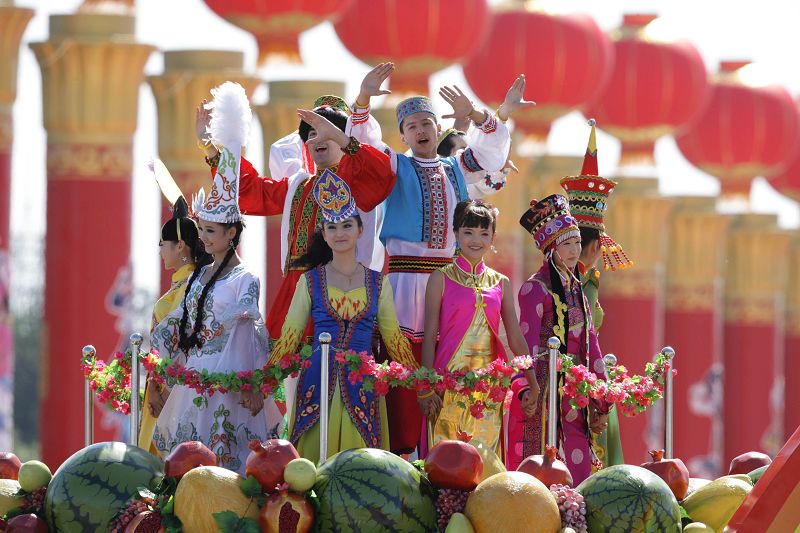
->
[419,200,532,465]
[268,170,418,464]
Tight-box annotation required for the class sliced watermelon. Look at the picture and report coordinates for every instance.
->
[313,448,437,532]
[44,442,164,532]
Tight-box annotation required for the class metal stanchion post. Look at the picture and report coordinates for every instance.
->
[603,354,618,375]
[83,345,96,447]
[662,346,675,458]
[129,333,143,447]
[319,332,332,462]
[547,336,561,448]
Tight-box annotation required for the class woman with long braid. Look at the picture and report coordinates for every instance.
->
[151,82,282,474]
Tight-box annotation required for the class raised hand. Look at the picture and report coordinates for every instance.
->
[195,99,211,143]
[498,74,536,120]
[358,62,394,105]
[439,85,476,120]
[297,108,350,149]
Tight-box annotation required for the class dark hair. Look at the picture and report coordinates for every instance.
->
[453,200,498,233]
[160,218,209,264]
[579,226,600,247]
[547,258,588,358]
[399,113,438,134]
[291,215,363,270]
[437,131,466,157]
[178,220,244,353]
[298,106,348,143]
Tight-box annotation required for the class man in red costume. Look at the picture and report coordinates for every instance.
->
[195,101,395,341]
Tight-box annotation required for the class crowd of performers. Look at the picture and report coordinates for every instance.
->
[139,63,631,485]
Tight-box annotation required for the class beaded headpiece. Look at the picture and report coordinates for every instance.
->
[313,94,350,115]
[560,119,632,271]
[396,96,436,127]
[312,169,358,223]
[193,82,251,224]
[519,194,580,252]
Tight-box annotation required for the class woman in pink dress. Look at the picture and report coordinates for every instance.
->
[506,194,609,484]
[419,200,531,466]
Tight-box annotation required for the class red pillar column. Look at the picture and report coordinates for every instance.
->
[0,2,34,452]
[147,50,260,292]
[785,241,800,440]
[723,214,790,465]
[664,197,730,478]
[598,177,673,463]
[254,80,345,317]
[31,13,153,467]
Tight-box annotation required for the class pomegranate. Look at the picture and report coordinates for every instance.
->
[164,441,217,481]
[124,511,165,533]
[246,440,300,493]
[6,513,49,532]
[517,446,573,487]
[640,449,690,501]
[425,440,483,491]
[0,453,21,480]
[728,451,772,475]
[258,489,315,533]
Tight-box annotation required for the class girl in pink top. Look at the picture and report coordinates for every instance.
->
[419,200,532,465]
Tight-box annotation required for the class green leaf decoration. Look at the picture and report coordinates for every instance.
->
[240,475,262,499]
[212,510,240,533]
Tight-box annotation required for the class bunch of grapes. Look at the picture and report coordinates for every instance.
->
[434,488,469,530]
[550,484,588,533]
[20,487,47,514]
[108,496,156,533]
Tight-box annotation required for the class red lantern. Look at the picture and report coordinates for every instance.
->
[203,0,354,65]
[676,61,800,197]
[767,106,800,202]
[334,0,489,95]
[583,14,708,165]
[463,6,612,143]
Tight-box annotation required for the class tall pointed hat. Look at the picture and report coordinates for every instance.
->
[150,158,198,242]
[560,119,633,271]
[193,81,251,223]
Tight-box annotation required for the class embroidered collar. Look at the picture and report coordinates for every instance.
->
[455,254,485,276]
[411,155,442,168]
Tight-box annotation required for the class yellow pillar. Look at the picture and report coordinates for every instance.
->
[371,106,404,153]
[31,13,154,467]
[147,50,260,196]
[0,0,33,453]
[785,237,800,439]
[722,213,790,461]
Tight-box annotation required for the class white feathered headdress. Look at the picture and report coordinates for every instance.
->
[195,81,252,224]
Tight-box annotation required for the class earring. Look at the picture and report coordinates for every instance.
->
[181,256,189,264]
[229,240,235,249]
[491,244,497,254]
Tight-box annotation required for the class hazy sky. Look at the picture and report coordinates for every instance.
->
[9,0,800,312]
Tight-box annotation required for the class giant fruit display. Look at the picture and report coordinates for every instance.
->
[174,465,259,532]
[313,448,437,532]
[43,442,164,532]
[576,465,681,532]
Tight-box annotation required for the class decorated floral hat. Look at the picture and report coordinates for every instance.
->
[313,94,350,115]
[560,119,633,271]
[193,82,251,224]
[312,169,358,223]
[519,194,580,252]
[396,96,435,127]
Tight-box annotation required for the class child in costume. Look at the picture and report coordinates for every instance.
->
[560,119,632,468]
[420,200,532,467]
[152,83,282,474]
[267,170,418,464]
[349,63,531,454]
[507,194,609,484]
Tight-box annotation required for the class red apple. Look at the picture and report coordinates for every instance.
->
[641,449,690,501]
[259,489,314,533]
[245,440,300,493]
[0,452,22,480]
[425,440,484,491]
[517,445,573,488]
[6,513,49,532]
[728,451,772,475]
[164,441,217,481]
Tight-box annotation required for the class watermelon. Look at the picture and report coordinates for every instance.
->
[313,448,437,532]
[576,465,681,533]
[43,442,164,532]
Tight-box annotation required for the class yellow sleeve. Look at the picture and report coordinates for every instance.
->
[268,276,312,366]
[376,277,419,370]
